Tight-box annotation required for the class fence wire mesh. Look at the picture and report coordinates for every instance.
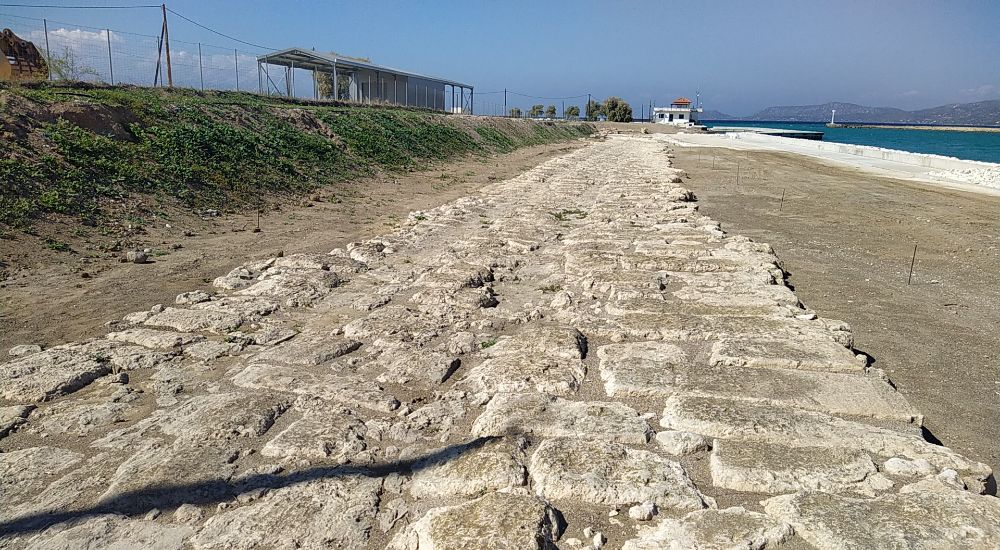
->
[1,12,264,92]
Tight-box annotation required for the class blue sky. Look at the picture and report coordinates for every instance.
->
[3,0,999,115]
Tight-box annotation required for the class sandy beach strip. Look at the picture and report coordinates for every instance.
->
[664,131,1000,195]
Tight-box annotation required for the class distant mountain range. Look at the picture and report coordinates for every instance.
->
[702,100,1000,127]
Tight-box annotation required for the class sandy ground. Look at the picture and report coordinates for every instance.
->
[669,143,1000,479]
[0,141,585,352]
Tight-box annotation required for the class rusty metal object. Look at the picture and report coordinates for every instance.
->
[0,28,49,82]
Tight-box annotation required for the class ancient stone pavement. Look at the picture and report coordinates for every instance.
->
[1,134,998,549]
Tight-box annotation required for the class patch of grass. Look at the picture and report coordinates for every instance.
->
[480,338,498,349]
[0,83,594,230]
[537,284,563,293]
[42,237,71,252]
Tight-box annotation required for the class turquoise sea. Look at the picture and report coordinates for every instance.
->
[703,121,1000,164]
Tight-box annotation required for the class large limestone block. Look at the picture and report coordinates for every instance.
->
[0,347,110,402]
[232,363,400,413]
[144,307,244,333]
[410,437,527,499]
[0,446,83,507]
[710,336,862,373]
[529,438,705,510]
[623,507,794,550]
[472,394,652,445]
[661,395,991,492]
[252,331,361,366]
[457,356,586,397]
[1,404,34,438]
[260,400,366,461]
[763,488,1000,549]
[598,342,919,422]
[388,491,563,550]
[21,515,192,550]
[106,328,204,350]
[191,476,382,549]
[710,440,893,496]
[235,267,341,307]
[375,350,461,386]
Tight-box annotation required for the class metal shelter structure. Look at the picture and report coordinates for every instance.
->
[256,48,473,113]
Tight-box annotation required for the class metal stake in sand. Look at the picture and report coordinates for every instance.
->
[907,244,917,285]
[254,208,261,233]
[779,188,785,211]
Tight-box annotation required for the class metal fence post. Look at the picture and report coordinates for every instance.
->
[106,29,114,85]
[198,43,204,90]
[234,49,239,92]
[43,18,52,80]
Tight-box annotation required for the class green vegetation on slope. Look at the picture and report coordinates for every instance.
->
[0,83,593,228]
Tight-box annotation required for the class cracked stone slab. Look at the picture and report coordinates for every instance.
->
[472,393,652,444]
[0,347,110,402]
[191,476,382,550]
[660,395,991,492]
[252,331,361,366]
[388,491,563,550]
[106,328,205,350]
[710,336,862,373]
[19,515,192,550]
[0,446,84,508]
[232,363,400,413]
[144,307,244,333]
[1,405,34,438]
[598,341,919,422]
[529,438,705,510]
[375,350,461,386]
[409,437,527,499]
[710,440,893,496]
[260,399,367,461]
[457,355,586,397]
[763,488,1000,549]
[623,507,794,550]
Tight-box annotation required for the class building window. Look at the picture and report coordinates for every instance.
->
[658,113,665,119]
[679,114,685,119]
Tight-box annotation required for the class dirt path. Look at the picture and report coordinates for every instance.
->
[0,141,584,352]
[670,144,1000,476]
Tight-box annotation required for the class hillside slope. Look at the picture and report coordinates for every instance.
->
[0,83,593,230]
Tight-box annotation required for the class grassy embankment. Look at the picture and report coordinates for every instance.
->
[0,83,593,232]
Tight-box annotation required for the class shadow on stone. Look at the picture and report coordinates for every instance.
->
[0,436,498,538]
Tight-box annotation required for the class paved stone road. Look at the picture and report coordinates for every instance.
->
[1,134,997,549]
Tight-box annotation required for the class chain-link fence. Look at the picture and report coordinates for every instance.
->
[2,12,265,92]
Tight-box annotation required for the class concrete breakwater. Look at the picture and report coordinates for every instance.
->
[0,134,997,548]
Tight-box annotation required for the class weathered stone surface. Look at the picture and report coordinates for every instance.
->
[458,355,586,397]
[389,491,563,550]
[409,437,527,498]
[144,307,244,333]
[260,400,366,461]
[529,438,705,510]
[599,342,919,422]
[0,404,34,438]
[21,515,192,550]
[710,336,862,373]
[233,363,400,413]
[763,488,1000,549]
[472,394,652,444]
[0,347,110,402]
[191,476,382,549]
[654,430,711,456]
[661,395,991,491]
[623,507,794,550]
[106,328,204,350]
[252,331,361,366]
[0,446,83,507]
[710,440,893,496]
[7,344,43,357]
[376,350,461,386]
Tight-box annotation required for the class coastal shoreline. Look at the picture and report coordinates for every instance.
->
[664,131,1000,194]
[832,123,1000,133]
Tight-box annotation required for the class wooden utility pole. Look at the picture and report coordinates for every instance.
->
[161,4,173,87]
